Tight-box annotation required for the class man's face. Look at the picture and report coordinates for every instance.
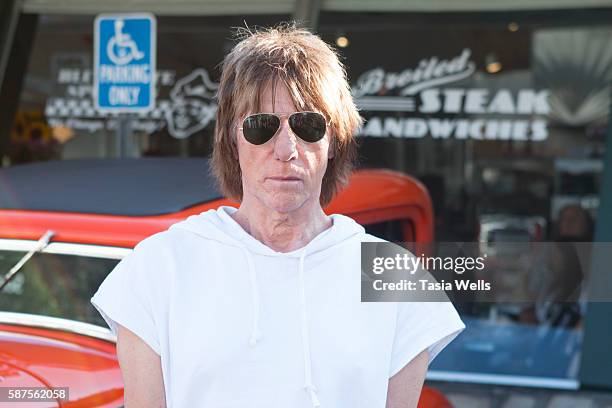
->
[236,83,333,213]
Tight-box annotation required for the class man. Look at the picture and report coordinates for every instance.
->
[92,24,464,407]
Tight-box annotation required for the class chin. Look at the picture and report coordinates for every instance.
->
[263,194,309,214]
[268,201,306,214]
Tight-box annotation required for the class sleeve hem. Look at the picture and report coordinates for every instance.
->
[91,295,162,356]
[388,320,465,378]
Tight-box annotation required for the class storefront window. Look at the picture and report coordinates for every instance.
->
[10,14,290,163]
[316,13,610,387]
[10,10,612,388]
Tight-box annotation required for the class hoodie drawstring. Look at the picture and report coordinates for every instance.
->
[241,246,321,407]
[298,250,321,407]
[242,248,262,346]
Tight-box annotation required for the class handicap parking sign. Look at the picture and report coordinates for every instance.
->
[94,13,156,112]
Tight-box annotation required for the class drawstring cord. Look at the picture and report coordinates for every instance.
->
[298,250,321,407]
[242,248,262,346]
[242,247,321,406]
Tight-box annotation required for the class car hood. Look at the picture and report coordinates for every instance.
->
[0,322,123,407]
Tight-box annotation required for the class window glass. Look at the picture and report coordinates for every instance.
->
[9,10,612,387]
[0,250,119,327]
[364,219,412,243]
[316,14,610,386]
[10,14,290,163]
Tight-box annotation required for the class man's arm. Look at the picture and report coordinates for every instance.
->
[116,324,167,408]
[386,349,429,408]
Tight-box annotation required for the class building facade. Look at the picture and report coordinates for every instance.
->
[1,0,612,394]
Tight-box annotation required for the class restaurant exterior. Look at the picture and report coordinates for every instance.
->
[1,0,612,396]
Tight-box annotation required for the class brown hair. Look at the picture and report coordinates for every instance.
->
[211,23,362,206]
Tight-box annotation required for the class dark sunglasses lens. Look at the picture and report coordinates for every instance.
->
[242,114,280,145]
[289,112,326,142]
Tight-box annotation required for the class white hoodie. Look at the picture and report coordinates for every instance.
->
[91,206,465,408]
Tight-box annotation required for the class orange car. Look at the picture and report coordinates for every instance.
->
[0,158,448,407]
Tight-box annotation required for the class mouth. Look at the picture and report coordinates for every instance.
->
[267,176,303,182]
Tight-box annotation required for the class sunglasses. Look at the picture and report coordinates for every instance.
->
[238,111,328,145]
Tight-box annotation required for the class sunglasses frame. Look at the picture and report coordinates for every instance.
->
[237,111,329,145]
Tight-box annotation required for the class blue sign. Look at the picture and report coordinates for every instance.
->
[94,13,156,112]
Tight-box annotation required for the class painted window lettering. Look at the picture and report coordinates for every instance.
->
[45,68,219,139]
[352,49,475,97]
[352,48,551,141]
[419,89,549,115]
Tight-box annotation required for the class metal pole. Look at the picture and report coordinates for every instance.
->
[293,0,321,31]
[579,89,612,389]
[0,0,20,88]
[0,11,37,162]
[116,113,133,157]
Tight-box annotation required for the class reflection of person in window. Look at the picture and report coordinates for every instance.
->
[521,204,592,327]
[556,204,593,243]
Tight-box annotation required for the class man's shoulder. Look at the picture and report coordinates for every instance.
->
[360,233,388,243]
[131,224,211,256]
[133,228,184,251]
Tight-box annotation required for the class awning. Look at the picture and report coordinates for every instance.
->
[21,0,612,15]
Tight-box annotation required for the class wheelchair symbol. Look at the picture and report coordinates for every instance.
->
[106,20,145,65]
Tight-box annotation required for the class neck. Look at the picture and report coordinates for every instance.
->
[231,198,332,253]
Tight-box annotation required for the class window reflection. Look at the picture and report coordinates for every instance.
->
[0,250,119,327]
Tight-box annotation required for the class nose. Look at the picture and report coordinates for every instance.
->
[273,120,298,162]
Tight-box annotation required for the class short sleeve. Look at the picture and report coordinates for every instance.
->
[90,236,168,355]
[389,301,465,377]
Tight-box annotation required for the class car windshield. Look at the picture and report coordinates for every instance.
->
[0,249,119,327]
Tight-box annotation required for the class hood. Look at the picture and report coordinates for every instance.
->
[0,323,123,406]
[169,206,366,407]
[170,205,365,258]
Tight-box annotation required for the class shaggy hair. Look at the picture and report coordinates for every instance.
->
[211,23,362,206]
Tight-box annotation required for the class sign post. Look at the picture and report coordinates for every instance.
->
[94,13,156,156]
